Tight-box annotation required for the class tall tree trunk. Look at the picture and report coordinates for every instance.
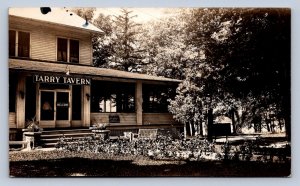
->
[183,123,187,140]
[271,119,275,132]
[207,109,213,141]
[278,119,283,131]
[258,122,262,133]
[266,119,271,132]
[230,108,237,134]
[189,121,193,136]
[285,116,291,141]
[199,117,203,136]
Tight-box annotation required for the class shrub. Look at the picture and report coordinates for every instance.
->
[55,134,290,163]
[56,134,218,161]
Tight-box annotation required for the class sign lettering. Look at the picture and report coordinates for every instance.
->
[33,75,91,85]
[56,102,69,107]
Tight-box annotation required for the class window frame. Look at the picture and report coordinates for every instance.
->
[57,38,68,62]
[99,94,117,113]
[56,37,80,63]
[9,29,31,58]
[142,84,176,113]
[69,39,79,63]
[91,81,136,113]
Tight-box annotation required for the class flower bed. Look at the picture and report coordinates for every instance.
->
[55,134,290,163]
[56,134,218,161]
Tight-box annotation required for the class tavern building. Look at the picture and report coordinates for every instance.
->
[9,8,181,141]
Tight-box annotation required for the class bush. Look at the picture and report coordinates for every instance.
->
[56,134,218,161]
[55,134,290,163]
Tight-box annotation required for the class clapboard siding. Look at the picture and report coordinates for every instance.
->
[9,112,17,128]
[91,113,137,126]
[31,33,56,61]
[79,38,92,65]
[9,17,92,65]
[143,113,176,125]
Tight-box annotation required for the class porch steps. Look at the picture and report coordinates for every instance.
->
[40,129,94,148]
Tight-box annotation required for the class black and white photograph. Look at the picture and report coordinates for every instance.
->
[8,7,291,177]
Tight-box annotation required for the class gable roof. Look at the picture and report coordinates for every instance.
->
[9,7,103,34]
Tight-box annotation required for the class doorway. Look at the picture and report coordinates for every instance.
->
[40,90,71,128]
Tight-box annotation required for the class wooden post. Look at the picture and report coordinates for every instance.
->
[135,80,143,125]
[82,85,90,127]
[16,74,26,128]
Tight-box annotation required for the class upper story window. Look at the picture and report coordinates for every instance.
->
[57,38,79,63]
[9,30,30,58]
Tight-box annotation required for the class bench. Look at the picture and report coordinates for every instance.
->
[134,129,158,140]
[113,129,158,142]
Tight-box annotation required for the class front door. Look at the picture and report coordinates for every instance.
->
[40,90,70,128]
[55,91,70,127]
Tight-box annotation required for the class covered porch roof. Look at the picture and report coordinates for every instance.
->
[9,58,182,83]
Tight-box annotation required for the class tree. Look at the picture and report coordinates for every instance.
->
[71,8,114,68]
[70,8,96,22]
[169,8,290,139]
[92,13,114,67]
[141,13,199,80]
[168,78,204,138]
[92,9,147,72]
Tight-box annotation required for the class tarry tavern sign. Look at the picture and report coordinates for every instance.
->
[33,74,91,85]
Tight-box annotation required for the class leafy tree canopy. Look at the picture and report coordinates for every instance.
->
[170,8,290,137]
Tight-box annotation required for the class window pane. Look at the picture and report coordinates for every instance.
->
[9,30,16,57]
[72,85,81,120]
[110,94,117,112]
[40,91,54,120]
[105,100,111,112]
[57,38,68,62]
[70,39,79,63]
[56,92,69,120]
[18,31,30,57]
[99,99,104,112]
[91,81,135,113]
[143,85,176,113]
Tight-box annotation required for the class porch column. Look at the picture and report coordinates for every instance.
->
[16,73,26,128]
[135,80,143,125]
[82,85,90,127]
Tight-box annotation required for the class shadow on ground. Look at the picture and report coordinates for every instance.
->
[10,157,291,177]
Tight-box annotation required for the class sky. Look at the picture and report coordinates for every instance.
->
[94,8,176,23]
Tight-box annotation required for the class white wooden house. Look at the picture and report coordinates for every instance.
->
[8,8,181,140]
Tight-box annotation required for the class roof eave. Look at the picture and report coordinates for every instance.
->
[9,59,182,83]
[9,14,104,35]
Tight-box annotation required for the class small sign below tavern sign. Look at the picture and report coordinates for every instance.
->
[33,74,91,85]
[56,102,69,107]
